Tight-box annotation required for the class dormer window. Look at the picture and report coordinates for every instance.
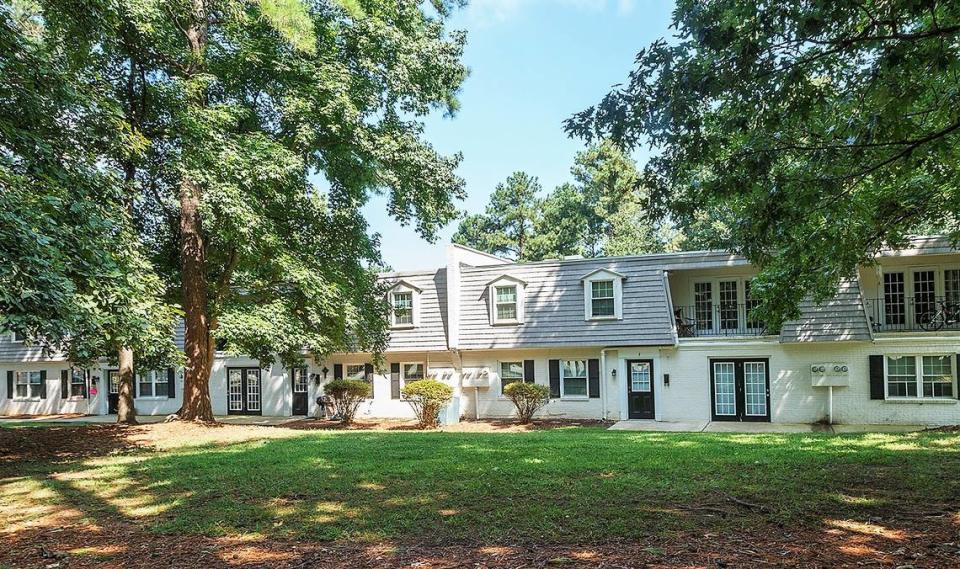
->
[581,268,625,321]
[387,280,422,329]
[392,291,413,326]
[487,275,527,325]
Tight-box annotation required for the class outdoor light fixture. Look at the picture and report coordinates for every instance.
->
[610,368,617,378]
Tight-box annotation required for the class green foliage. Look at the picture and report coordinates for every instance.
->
[324,379,371,425]
[502,381,549,424]
[401,378,453,428]
[0,5,177,368]
[452,171,543,260]
[567,1,960,327]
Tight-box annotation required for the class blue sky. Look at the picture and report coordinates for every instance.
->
[363,0,674,270]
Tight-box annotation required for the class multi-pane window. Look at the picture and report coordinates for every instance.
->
[744,361,768,416]
[15,371,42,399]
[913,270,937,324]
[718,281,739,331]
[883,355,956,399]
[630,362,651,392]
[744,280,763,330]
[921,355,954,398]
[346,364,366,380]
[694,282,713,331]
[560,359,588,397]
[883,272,906,326]
[402,363,424,383]
[293,367,309,393]
[137,370,168,398]
[392,291,413,326]
[590,280,615,317]
[946,269,960,306]
[712,362,735,416]
[495,285,518,322]
[500,361,525,393]
[70,369,86,398]
[108,370,120,395]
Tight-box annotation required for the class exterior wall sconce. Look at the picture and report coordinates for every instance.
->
[610,368,617,378]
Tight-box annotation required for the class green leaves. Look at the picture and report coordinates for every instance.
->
[569,0,960,327]
[258,0,316,54]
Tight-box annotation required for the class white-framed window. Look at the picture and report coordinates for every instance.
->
[401,362,424,391]
[499,361,525,393]
[581,269,625,321]
[15,371,43,399]
[346,364,366,380]
[292,367,309,393]
[690,276,763,334]
[136,370,168,398]
[70,369,86,398]
[885,355,955,399]
[560,359,588,398]
[880,265,960,327]
[487,276,526,325]
[392,291,413,326]
[10,331,26,343]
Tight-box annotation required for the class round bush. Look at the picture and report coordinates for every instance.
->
[325,379,371,424]
[402,379,453,429]
[503,382,550,424]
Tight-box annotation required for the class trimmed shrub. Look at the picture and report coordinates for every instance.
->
[503,382,550,424]
[325,379,370,425]
[402,379,453,429]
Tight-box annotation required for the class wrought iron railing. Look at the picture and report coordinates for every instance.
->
[863,296,960,332]
[674,304,767,337]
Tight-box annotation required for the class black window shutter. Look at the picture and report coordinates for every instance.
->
[588,358,600,398]
[523,360,535,384]
[365,363,375,398]
[7,370,13,398]
[82,370,88,399]
[61,370,68,398]
[333,364,343,380]
[956,354,960,399]
[869,355,885,400]
[390,363,401,399]
[167,368,176,398]
[133,369,137,398]
[548,359,560,398]
[39,370,47,399]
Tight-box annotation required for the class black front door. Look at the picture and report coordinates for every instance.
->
[291,367,308,416]
[626,359,655,419]
[107,369,119,414]
[227,367,262,415]
[710,359,771,422]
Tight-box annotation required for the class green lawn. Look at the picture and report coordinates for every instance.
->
[4,427,959,544]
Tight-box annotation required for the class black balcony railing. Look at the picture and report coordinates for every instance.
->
[864,296,960,332]
[674,304,767,337]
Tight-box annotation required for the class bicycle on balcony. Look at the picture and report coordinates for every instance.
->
[918,300,960,331]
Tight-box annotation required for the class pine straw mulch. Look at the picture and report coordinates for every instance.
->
[3,516,959,568]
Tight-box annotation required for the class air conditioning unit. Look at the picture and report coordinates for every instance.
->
[810,362,849,387]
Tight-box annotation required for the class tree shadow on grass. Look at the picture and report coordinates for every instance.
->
[2,429,959,567]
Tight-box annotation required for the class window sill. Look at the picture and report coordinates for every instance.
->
[12,398,42,402]
[560,396,590,401]
[586,315,619,322]
[491,320,523,327]
[391,324,415,330]
[136,396,170,401]
[884,398,957,405]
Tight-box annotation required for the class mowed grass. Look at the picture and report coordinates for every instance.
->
[4,427,959,544]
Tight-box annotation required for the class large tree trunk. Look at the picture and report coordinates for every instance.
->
[176,178,215,422]
[174,0,215,422]
[116,347,137,424]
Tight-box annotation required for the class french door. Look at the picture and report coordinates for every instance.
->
[227,367,262,415]
[710,359,770,422]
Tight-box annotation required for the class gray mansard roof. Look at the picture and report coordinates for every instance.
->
[382,269,449,352]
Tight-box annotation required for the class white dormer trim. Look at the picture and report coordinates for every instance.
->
[487,275,527,326]
[387,280,422,329]
[580,268,625,321]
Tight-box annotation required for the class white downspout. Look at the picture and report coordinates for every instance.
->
[600,348,608,421]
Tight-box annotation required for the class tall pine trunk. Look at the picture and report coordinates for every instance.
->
[176,178,215,422]
[174,0,215,422]
[116,347,137,424]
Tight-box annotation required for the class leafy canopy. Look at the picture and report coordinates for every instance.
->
[567,1,960,327]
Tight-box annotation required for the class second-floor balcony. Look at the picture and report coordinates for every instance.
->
[674,304,768,338]
[864,296,960,333]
